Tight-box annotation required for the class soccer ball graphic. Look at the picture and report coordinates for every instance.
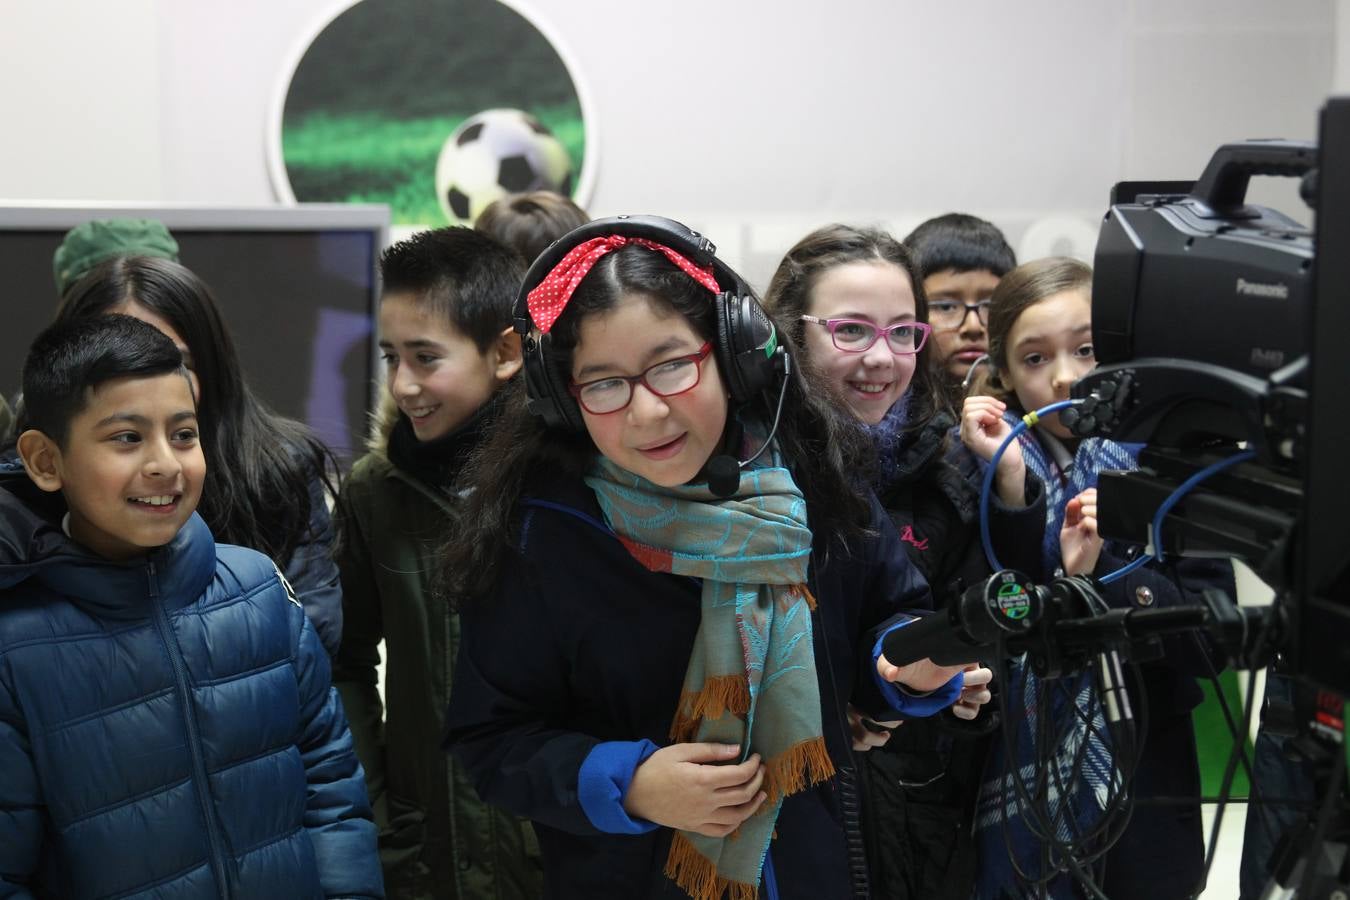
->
[434,108,575,224]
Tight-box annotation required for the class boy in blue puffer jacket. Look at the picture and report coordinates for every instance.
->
[0,314,382,899]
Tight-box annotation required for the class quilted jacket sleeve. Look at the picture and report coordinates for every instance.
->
[284,472,344,658]
[293,611,385,899]
[0,673,40,898]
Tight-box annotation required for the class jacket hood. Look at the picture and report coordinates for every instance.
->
[0,457,216,618]
[366,392,400,458]
[0,460,82,592]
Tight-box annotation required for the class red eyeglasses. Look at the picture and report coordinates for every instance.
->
[569,342,714,414]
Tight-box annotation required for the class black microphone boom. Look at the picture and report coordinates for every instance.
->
[882,570,1042,667]
[882,569,1267,678]
[706,348,793,499]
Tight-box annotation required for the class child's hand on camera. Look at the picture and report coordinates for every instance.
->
[1061,488,1104,576]
[847,704,901,750]
[961,397,1028,507]
[876,655,968,694]
[951,664,994,720]
[623,743,766,837]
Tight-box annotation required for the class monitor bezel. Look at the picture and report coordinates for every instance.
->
[0,201,390,459]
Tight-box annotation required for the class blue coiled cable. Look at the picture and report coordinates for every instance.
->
[977,400,1256,581]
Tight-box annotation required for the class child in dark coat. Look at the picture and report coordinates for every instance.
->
[442,215,991,900]
[764,223,1032,899]
[965,257,1234,899]
[333,227,542,898]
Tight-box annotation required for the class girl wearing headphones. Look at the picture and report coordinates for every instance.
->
[764,224,1036,900]
[442,217,989,900]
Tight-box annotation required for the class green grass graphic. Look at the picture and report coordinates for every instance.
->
[283,105,585,225]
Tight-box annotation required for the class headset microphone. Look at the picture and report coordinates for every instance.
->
[706,350,792,498]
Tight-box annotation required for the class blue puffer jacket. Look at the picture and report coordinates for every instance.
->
[0,476,383,899]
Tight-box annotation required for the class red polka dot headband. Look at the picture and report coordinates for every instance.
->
[525,235,722,334]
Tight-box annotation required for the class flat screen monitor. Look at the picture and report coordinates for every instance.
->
[0,204,388,466]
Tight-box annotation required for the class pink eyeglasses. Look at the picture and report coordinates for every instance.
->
[800,316,931,354]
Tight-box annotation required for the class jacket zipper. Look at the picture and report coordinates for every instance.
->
[148,558,233,899]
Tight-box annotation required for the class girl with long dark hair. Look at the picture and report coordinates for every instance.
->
[54,255,343,654]
[442,216,989,900]
[765,224,1031,899]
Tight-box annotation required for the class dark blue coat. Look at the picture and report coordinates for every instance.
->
[444,474,941,899]
[0,476,383,899]
[286,469,344,658]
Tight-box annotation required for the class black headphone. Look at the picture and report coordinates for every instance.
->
[512,214,784,434]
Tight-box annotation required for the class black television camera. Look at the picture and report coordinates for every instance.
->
[887,117,1342,687]
[883,99,1350,898]
[1067,120,1345,696]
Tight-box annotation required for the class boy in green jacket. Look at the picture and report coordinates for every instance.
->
[333,227,538,898]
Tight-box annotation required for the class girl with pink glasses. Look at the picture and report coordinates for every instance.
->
[765,224,1039,900]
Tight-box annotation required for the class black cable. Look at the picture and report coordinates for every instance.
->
[1201,659,1263,884]
[992,638,1115,900]
[1186,626,1280,860]
[987,573,1160,899]
[1062,583,1140,864]
[1086,657,1147,889]
[1034,579,1140,877]
[1189,629,1258,786]
[1056,668,1138,875]
[1003,665,1126,894]
[1013,678,1094,893]
[1199,590,1283,891]
[1049,678,1094,850]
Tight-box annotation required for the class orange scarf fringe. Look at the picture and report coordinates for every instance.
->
[668,675,752,743]
[664,736,836,900]
[666,831,759,900]
[786,583,818,611]
[662,582,831,899]
[666,583,817,745]
[761,734,835,805]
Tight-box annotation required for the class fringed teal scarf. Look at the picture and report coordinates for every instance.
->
[584,454,832,900]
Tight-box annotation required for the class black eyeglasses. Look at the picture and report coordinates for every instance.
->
[569,342,714,415]
[799,316,931,354]
[928,299,992,329]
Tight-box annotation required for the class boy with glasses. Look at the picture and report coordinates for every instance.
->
[903,214,1016,402]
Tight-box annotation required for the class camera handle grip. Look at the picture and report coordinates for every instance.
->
[1190,140,1316,215]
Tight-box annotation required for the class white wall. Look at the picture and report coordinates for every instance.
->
[0,0,1338,288]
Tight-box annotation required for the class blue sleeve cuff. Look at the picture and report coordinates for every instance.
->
[578,739,662,834]
[871,622,965,717]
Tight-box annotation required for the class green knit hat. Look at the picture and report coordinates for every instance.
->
[53,218,180,297]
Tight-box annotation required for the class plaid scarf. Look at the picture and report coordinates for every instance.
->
[584,454,833,900]
[973,417,1140,899]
